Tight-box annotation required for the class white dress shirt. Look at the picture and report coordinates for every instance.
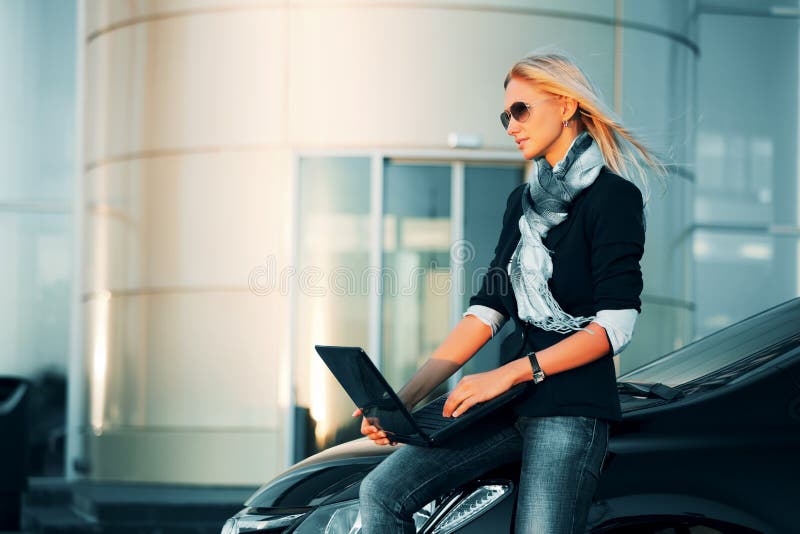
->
[463,305,637,356]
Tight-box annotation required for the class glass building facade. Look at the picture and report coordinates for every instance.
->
[0,0,797,486]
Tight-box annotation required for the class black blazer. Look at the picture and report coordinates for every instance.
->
[470,167,646,423]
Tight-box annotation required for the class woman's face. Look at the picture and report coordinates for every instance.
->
[503,77,566,163]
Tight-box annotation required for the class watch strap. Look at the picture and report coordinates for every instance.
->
[527,351,546,384]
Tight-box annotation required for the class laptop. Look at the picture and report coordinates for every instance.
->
[314,345,527,447]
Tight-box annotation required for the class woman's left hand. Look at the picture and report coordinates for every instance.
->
[442,367,514,418]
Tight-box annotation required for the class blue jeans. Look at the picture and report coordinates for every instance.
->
[359,415,609,533]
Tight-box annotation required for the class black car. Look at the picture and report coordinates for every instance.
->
[222,298,800,534]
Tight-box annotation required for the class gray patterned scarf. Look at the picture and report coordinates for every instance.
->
[508,131,605,333]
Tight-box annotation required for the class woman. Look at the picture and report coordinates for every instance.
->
[354,49,664,533]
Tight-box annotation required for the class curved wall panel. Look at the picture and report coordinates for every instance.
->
[85,8,286,164]
[84,152,291,292]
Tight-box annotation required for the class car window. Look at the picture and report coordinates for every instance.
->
[618,298,800,387]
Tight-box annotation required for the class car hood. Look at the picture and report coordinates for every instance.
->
[245,438,394,509]
[243,392,672,510]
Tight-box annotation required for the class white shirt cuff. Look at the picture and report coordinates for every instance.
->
[463,305,508,338]
[594,308,638,355]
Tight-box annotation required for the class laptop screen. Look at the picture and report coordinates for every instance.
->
[314,345,419,437]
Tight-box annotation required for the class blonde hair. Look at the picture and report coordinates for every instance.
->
[505,48,667,205]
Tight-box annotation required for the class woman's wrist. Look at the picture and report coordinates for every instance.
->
[501,357,536,386]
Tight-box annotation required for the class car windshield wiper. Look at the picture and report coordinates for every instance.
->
[616,381,685,401]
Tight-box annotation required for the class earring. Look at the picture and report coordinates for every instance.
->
[562,119,569,128]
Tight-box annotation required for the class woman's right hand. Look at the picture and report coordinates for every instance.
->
[352,408,397,446]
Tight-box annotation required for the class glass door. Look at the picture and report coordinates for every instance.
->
[381,161,452,392]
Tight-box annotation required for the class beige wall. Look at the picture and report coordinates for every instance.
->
[83,1,292,484]
[80,0,696,484]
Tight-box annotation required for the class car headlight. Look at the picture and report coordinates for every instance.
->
[293,499,361,534]
[292,498,435,534]
[432,483,512,534]
[220,512,305,533]
[292,481,511,534]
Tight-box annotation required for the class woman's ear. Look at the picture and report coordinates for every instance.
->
[561,96,580,121]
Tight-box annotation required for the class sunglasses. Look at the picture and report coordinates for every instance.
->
[500,97,554,130]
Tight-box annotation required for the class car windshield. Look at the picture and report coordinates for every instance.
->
[618,298,800,388]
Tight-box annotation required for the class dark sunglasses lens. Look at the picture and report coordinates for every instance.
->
[510,102,529,122]
[500,112,510,129]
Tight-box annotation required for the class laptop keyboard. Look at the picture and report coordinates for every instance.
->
[412,394,457,431]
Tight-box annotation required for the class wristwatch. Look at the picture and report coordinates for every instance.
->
[526,351,546,384]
